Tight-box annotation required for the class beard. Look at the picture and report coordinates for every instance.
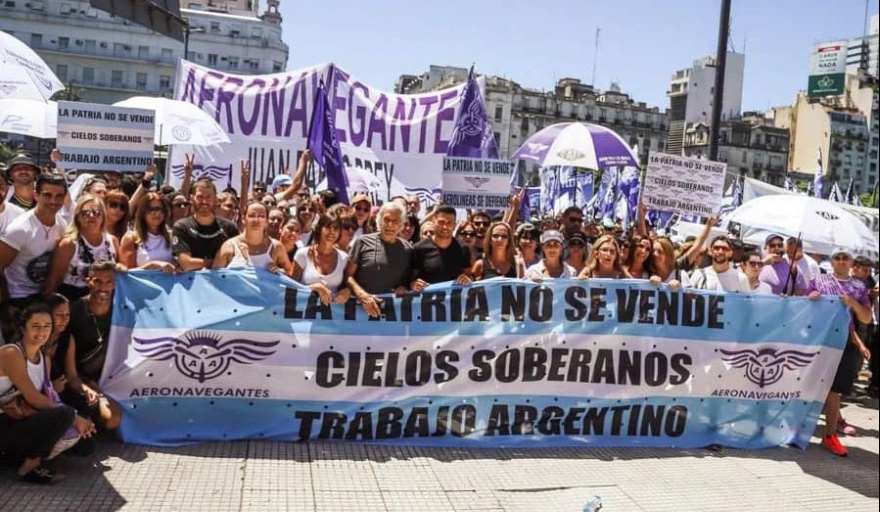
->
[712,255,729,265]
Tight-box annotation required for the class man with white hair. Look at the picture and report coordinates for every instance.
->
[345,201,412,318]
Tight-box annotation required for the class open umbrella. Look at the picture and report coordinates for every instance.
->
[0,98,57,138]
[511,122,638,169]
[729,195,878,259]
[0,30,65,101]
[113,97,230,147]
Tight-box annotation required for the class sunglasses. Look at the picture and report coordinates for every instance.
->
[767,242,784,249]
[341,223,356,231]
[423,230,435,237]
[355,206,370,213]
[300,207,316,213]
[173,201,191,208]
[473,221,489,227]
[567,217,584,224]
[833,254,851,261]
[746,261,763,268]
[491,233,510,240]
[460,231,476,237]
[146,206,165,214]
[569,241,585,248]
[253,187,267,193]
[598,247,617,254]
[80,208,103,218]
[107,201,126,210]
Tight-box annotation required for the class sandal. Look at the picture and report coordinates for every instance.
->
[19,466,64,485]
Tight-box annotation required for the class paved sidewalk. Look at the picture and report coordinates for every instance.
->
[1,396,877,512]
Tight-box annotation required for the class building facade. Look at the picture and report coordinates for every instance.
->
[665,53,746,155]
[396,65,669,186]
[683,116,789,186]
[0,0,287,104]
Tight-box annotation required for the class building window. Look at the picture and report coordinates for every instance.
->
[272,61,283,72]
[210,22,220,32]
[138,46,150,59]
[248,59,259,71]
[136,72,147,89]
[84,39,96,53]
[58,37,69,49]
[161,48,173,62]
[111,70,123,88]
[494,105,503,122]
[55,64,67,82]
[228,56,239,70]
[30,33,42,48]
[159,75,171,90]
[82,67,94,84]
[208,54,218,65]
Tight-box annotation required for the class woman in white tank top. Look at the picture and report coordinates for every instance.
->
[44,194,119,301]
[119,192,175,272]
[291,210,351,305]
[0,303,95,484]
[213,202,291,273]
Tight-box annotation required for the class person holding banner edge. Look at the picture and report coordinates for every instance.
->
[807,247,872,457]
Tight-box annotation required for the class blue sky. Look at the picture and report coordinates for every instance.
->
[279,0,877,112]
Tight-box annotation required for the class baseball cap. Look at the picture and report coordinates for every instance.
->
[271,174,292,190]
[853,255,873,267]
[351,193,372,206]
[601,218,615,229]
[540,230,564,245]
[764,233,785,245]
[567,231,587,244]
[831,247,852,258]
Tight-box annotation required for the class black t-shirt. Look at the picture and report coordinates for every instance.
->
[348,233,413,295]
[172,215,239,261]
[411,238,472,284]
[63,296,112,384]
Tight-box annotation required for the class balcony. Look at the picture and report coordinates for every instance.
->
[32,40,177,66]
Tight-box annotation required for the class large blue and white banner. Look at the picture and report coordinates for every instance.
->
[103,270,850,449]
[170,61,471,206]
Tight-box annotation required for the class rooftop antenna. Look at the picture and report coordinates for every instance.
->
[591,27,601,86]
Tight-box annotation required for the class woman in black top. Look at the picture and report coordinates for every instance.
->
[472,222,521,280]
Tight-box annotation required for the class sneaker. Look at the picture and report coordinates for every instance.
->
[19,466,64,485]
[822,434,848,457]
[837,418,857,436]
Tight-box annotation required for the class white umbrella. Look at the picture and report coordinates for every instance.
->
[0,98,57,138]
[0,30,65,101]
[729,195,878,258]
[113,97,230,147]
[511,122,639,169]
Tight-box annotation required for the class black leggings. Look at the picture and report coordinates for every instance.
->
[0,406,76,460]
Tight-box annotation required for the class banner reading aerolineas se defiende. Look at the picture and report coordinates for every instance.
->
[104,270,849,449]
[170,61,468,205]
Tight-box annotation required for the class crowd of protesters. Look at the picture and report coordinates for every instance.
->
[0,149,876,484]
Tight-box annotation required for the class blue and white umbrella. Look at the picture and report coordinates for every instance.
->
[511,122,639,170]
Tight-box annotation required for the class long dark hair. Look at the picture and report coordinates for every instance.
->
[132,192,171,246]
[309,210,342,246]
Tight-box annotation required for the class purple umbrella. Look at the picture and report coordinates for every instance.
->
[511,122,639,170]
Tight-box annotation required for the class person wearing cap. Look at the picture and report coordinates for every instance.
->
[851,255,878,398]
[410,205,473,290]
[564,231,588,275]
[350,193,374,238]
[525,230,576,281]
[514,222,541,270]
[688,235,750,292]
[5,154,41,210]
[0,168,25,235]
[251,181,268,202]
[759,234,807,296]
[807,247,873,457]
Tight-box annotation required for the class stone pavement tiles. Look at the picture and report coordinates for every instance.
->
[0,396,876,512]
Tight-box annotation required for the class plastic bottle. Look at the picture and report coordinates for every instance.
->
[583,495,603,512]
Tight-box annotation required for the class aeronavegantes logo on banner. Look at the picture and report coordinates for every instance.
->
[134,331,279,383]
[710,347,819,401]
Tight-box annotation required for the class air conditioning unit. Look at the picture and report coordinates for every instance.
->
[99,42,107,48]
[75,40,83,45]
[123,45,131,51]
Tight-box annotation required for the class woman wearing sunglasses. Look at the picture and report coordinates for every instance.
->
[564,231,589,276]
[167,192,191,227]
[740,251,772,294]
[350,193,374,238]
[102,190,130,242]
[473,222,522,280]
[295,198,317,246]
[119,193,175,272]
[578,235,631,280]
[326,204,357,253]
[455,221,478,250]
[44,195,119,300]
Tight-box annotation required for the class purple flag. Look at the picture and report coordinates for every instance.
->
[308,70,349,204]
[447,67,499,159]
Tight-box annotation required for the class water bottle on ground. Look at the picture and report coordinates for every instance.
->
[583,495,602,512]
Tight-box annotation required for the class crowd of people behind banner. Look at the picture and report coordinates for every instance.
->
[0,148,876,485]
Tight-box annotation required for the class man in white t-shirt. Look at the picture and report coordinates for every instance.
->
[688,235,750,293]
[0,173,69,309]
[0,172,25,235]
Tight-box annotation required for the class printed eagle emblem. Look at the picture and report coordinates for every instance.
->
[556,148,585,162]
[525,142,549,154]
[719,347,818,389]
[464,176,491,188]
[134,331,279,383]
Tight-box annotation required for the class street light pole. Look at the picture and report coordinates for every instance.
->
[708,0,732,162]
